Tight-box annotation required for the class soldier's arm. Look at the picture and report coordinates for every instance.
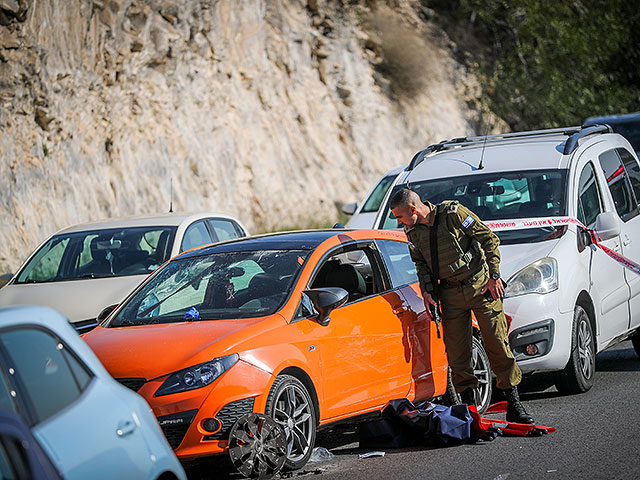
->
[452,204,501,277]
[409,243,437,300]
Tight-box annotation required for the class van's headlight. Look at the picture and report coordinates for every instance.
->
[155,354,239,396]
[504,258,558,298]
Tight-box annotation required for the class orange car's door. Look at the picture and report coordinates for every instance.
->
[375,239,449,401]
[308,245,412,421]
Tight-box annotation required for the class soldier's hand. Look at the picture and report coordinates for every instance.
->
[482,278,504,300]
[423,292,437,307]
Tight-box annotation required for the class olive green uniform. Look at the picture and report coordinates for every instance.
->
[405,200,521,392]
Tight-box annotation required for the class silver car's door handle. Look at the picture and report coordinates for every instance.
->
[116,419,137,437]
[624,234,632,246]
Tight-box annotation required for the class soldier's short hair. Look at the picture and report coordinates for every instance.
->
[390,188,421,209]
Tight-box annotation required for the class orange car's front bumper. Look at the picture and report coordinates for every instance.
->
[139,359,274,459]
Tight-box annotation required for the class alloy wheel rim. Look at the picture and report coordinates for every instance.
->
[577,317,594,379]
[272,384,313,462]
[472,339,491,409]
[228,413,287,479]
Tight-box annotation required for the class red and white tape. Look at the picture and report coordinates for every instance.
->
[485,216,640,277]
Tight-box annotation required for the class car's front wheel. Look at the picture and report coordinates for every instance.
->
[265,375,316,471]
[553,305,595,394]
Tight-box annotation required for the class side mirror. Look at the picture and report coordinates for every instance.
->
[595,211,621,241]
[0,273,13,289]
[97,304,118,323]
[341,202,358,216]
[303,287,348,326]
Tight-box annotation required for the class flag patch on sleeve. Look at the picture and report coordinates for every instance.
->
[462,215,475,228]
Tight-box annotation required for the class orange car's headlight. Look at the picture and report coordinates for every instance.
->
[155,354,239,397]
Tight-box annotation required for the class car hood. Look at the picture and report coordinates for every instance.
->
[498,238,561,280]
[0,276,146,323]
[83,315,285,380]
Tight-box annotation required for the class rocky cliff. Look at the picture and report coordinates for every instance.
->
[0,0,496,272]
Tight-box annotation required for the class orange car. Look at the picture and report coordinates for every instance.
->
[83,229,491,471]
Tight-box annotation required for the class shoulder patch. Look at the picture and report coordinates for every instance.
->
[461,215,475,228]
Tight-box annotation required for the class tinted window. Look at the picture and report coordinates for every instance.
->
[0,370,17,414]
[208,219,243,242]
[0,329,93,423]
[362,174,398,213]
[618,148,640,205]
[311,248,379,303]
[577,162,604,228]
[181,221,213,252]
[376,240,418,288]
[599,149,637,220]
[15,227,176,284]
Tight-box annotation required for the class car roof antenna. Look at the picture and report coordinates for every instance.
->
[169,177,174,213]
[478,129,488,170]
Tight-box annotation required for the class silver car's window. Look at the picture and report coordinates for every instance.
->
[619,148,640,205]
[577,162,604,228]
[599,149,638,221]
[362,174,398,213]
[109,250,308,326]
[0,328,93,423]
[208,219,244,242]
[382,170,568,245]
[14,227,176,284]
[180,221,213,252]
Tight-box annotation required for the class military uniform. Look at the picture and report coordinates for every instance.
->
[405,200,521,392]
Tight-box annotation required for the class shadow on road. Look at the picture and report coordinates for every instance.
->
[595,343,640,372]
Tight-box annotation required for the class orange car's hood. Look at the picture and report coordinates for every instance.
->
[84,316,284,380]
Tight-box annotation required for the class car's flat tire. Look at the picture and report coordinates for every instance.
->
[553,305,595,394]
[265,375,316,471]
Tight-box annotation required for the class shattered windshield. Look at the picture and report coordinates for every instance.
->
[14,227,177,284]
[107,250,308,326]
[381,170,568,244]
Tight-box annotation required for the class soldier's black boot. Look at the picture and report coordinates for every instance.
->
[459,388,476,406]
[504,386,534,424]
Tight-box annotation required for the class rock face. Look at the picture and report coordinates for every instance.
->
[0,0,496,272]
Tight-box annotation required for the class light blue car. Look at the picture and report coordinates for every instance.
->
[0,305,186,480]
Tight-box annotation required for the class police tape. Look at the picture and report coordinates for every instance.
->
[485,216,640,277]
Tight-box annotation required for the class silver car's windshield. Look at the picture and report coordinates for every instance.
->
[14,227,177,284]
[381,170,568,244]
[107,249,308,326]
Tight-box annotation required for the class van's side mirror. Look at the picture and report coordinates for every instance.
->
[595,211,621,241]
[0,273,13,289]
[97,304,118,323]
[341,202,358,216]
[303,287,348,326]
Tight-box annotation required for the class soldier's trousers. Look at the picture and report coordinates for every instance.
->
[440,275,522,392]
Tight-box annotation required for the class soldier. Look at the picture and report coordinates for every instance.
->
[390,188,533,424]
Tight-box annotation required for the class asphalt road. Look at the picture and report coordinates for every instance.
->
[184,340,640,480]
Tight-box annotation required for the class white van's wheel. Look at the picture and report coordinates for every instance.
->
[553,305,595,394]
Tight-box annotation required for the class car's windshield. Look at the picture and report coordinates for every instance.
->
[380,169,568,244]
[14,227,177,284]
[107,249,309,326]
[361,173,399,213]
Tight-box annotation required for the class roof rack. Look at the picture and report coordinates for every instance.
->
[407,124,612,170]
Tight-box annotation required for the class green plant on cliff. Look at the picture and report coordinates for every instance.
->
[428,0,640,130]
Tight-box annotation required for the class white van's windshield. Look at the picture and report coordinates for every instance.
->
[381,170,568,244]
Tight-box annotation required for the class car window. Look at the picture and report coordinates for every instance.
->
[0,328,93,423]
[0,370,17,414]
[181,221,213,252]
[599,149,638,221]
[376,240,418,288]
[618,148,640,206]
[14,227,176,284]
[310,247,380,303]
[577,162,604,228]
[109,250,309,325]
[382,170,566,229]
[207,219,244,242]
[362,174,398,213]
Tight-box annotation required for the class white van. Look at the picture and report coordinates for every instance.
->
[374,125,640,394]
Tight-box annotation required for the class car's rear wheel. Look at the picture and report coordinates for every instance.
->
[265,375,316,471]
[472,335,492,415]
[553,305,595,394]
